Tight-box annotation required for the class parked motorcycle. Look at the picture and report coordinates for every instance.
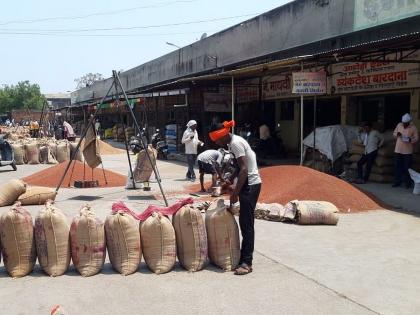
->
[0,136,17,171]
[151,129,168,160]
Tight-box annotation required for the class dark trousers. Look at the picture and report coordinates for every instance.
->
[395,153,412,186]
[357,150,377,182]
[186,154,197,179]
[238,182,261,266]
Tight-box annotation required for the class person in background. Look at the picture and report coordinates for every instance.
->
[181,120,203,182]
[197,149,224,192]
[393,113,419,188]
[95,119,101,138]
[355,122,384,184]
[259,121,271,157]
[209,120,261,276]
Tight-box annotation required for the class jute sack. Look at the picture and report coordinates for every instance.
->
[134,146,157,183]
[140,212,176,274]
[48,143,58,160]
[0,179,27,207]
[172,205,207,272]
[70,205,106,277]
[375,156,394,167]
[34,201,71,276]
[348,154,361,163]
[288,200,339,225]
[25,142,40,164]
[11,143,25,165]
[70,142,84,162]
[349,145,364,155]
[378,145,395,157]
[18,186,57,206]
[371,165,394,175]
[370,173,394,183]
[39,145,49,164]
[0,203,36,277]
[205,199,240,271]
[56,142,70,163]
[105,211,141,275]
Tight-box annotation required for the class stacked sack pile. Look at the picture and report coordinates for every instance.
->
[7,137,84,166]
[347,132,396,183]
[348,132,420,182]
[0,197,244,278]
[0,179,57,208]
[125,127,135,140]
[1,126,31,141]
[112,124,125,142]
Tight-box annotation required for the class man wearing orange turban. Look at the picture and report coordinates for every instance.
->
[209,120,261,275]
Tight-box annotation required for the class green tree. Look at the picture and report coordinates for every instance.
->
[0,81,46,114]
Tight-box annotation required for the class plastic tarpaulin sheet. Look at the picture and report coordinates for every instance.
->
[303,125,359,162]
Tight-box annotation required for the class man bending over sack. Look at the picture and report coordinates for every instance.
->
[209,120,261,276]
[197,149,224,193]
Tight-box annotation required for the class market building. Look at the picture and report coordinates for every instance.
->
[71,0,420,156]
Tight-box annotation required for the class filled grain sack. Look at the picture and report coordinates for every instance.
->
[348,154,361,163]
[34,201,71,276]
[11,143,25,165]
[287,200,339,225]
[25,142,40,164]
[140,212,176,274]
[377,144,395,157]
[0,203,36,277]
[369,173,394,183]
[70,142,84,162]
[133,146,157,183]
[205,199,240,271]
[18,186,57,205]
[70,205,106,277]
[48,143,58,159]
[0,179,27,207]
[349,144,364,155]
[56,142,70,163]
[83,123,102,169]
[39,145,49,164]
[375,156,394,167]
[173,205,207,272]
[105,211,141,275]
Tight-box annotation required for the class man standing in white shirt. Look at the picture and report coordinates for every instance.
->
[209,120,262,276]
[356,121,384,184]
[182,120,203,182]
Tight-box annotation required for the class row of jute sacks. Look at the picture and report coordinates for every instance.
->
[9,139,84,165]
[0,179,57,207]
[0,198,242,278]
[348,138,420,183]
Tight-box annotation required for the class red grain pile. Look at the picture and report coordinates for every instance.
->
[22,161,127,188]
[186,166,385,212]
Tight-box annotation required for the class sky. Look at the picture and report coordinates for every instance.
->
[0,0,293,93]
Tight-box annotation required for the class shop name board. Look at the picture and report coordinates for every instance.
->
[331,53,420,94]
[292,72,327,94]
[236,79,259,104]
[203,93,231,112]
[354,0,420,30]
[262,75,292,100]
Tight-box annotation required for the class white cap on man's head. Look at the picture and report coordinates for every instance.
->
[402,113,412,123]
[186,120,197,128]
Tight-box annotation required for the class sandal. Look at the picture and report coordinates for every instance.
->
[234,263,253,275]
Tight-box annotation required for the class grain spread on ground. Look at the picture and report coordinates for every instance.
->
[22,161,126,188]
[186,166,384,212]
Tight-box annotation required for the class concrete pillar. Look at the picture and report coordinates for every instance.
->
[340,95,348,125]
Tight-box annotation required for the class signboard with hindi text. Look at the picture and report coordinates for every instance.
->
[262,75,292,100]
[292,72,327,94]
[330,52,420,94]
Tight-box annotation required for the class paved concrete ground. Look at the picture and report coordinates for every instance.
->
[0,154,419,314]
[356,182,420,215]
